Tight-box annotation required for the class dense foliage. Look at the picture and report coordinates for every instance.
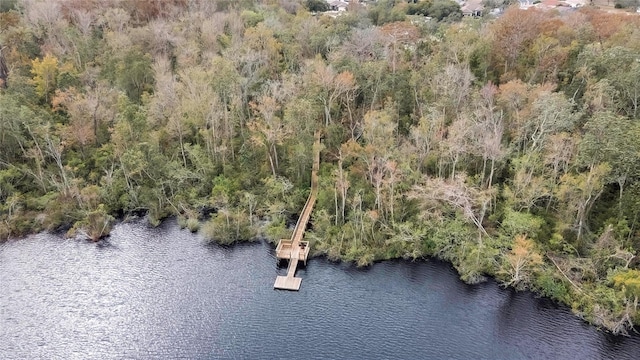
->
[1,0,640,334]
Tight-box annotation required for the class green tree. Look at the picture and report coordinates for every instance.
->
[557,163,611,246]
[116,48,154,103]
[30,54,58,102]
[579,111,640,209]
[305,0,329,12]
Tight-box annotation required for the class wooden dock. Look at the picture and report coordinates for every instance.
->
[274,131,320,291]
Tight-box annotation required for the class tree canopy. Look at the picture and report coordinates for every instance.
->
[1,0,640,335]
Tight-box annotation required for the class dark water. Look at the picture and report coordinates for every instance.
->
[1,219,639,360]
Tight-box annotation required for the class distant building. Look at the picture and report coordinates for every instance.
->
[539,0,560,9]
[328,0,349,11]
[520,0,586,10]
[518,0,536,9]
[460,0,484,16]
[563,0,585,7]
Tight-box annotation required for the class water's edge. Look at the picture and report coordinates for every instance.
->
[4,215,640,339]
[2,218,640,360]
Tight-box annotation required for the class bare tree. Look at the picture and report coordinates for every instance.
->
[470,83,505,189]
[411,174,493,242]
[306,58,358,127]
[431,64,473,117]
[409,108,445,172]
[439,113,471,179]
[248,95,290,178]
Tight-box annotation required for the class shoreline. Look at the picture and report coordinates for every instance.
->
[3,215,639,337]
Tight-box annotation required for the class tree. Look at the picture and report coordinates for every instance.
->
[470,82,505,189]
[441,22,489,69]
[614,62,640,119]
[379,21,419,75]
[209,56,242,158]
[31,54,59,102]
[581,7,638,46]
[427,0,462,22]
[578,111,640,209]
[439,113,471,179]
[557,163,611,245]
[78,204,114,241]
[593,225,637,271]
[368,0,406,26]
[431,64,473,119]
[583,79,619,115]
[527,34,569,84]
[612,269,640,305]
[409,108,445,172]
[115,48,154,102]
[333,147,351,225]
[52,85,118,149]
[0,45,8,88]
[248,95,290,178]
[610,269,640,335]
[543,132,577,184]
[580,46,640,119]
[489,7,545,80]
[241,22,283,80]
[306,58,358,127]
[173,66,216,161]
[411,174,493,242]
[23,118,73,195]
[0,94,28,163]
[361,108,398,218]
[505,153,554,211]
[521,90,579,153]
[502,234,543,288]
[497,79,530,137]
[305,0,329,12]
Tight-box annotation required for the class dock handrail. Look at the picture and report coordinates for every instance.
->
[273,130,321,290]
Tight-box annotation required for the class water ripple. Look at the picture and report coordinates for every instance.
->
[1,219,639,359]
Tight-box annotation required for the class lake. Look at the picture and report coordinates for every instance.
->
[1,219,639,359]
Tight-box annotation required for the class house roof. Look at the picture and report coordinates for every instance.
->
[328,0,348,7]
[460,0,484,12]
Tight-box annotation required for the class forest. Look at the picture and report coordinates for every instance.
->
[1,0,640,334]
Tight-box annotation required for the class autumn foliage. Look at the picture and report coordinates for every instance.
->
[1,1,640,334]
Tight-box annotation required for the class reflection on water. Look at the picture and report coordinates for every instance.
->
[1,219,639,360]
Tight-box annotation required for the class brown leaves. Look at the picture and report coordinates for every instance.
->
[379,21,419,45]
[308,58,357,95]
[334,71,356,93]
[490,7,546,78]
[504,234,542,287]
[51,88,95,147]
[305,58,358,125]
[580,7,640,45]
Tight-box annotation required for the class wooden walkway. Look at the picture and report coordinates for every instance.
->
[274,131,320,291]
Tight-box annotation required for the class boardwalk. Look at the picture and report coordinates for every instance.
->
[273,131,320,290]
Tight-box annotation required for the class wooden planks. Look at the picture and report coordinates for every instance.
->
[274,275,302,291]
[274,254,302,290]
[273,131,321,291]
[286,257,299,277]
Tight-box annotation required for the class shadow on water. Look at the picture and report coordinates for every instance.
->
[600,329,640,357]
[494,286,536,338]
[95,238,119,251]
[202,237,270,259]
